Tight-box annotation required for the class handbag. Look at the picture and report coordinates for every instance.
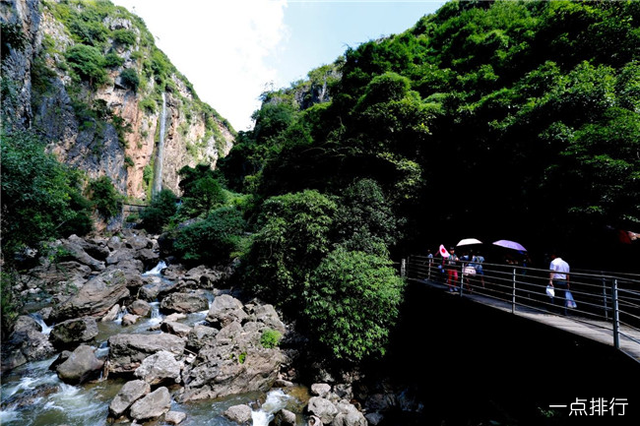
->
[565,291,577,309]
[546,285,555,298]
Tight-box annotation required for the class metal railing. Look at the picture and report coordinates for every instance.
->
[405,255,640,356]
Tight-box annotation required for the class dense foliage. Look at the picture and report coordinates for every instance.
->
[1,131,93,259]
[221,0,640,269]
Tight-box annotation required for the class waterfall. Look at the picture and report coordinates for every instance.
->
[152,92,167,196]
[142,260,167,276]
[251,389,292,426]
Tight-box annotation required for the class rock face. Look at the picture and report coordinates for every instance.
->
[1,315,55,371]
[107,332,185,374]
[180,295,288,402]
[1,0,234,208]
[51,268,130,322]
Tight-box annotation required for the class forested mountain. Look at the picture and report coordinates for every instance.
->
[220,0,640,270]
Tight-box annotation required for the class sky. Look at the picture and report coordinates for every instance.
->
[111,0,446,131]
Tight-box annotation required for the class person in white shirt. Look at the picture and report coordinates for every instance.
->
[549,251,570,315]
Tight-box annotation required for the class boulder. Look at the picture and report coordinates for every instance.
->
[128,299,151,317]
[160,292,209,314]
[59,238,106,271]
[186,325,218,352]
[51,269,129,321]
[108,332,185,373]
[165,411,187,425]
[101,304,121,322]
[109,379,151,418]
[307,397,338,425]
[311,383,332,398]
[134,350,183,385]
[161,321,192,338]
[129,386,172,421]
[121,313,140,326]
[180,339,285,402]
[333,402,367,426]
[206,294,246,328]
[276,409,297,426]
[49,317,98,349]
[56,344,104,384]
[2,315,55,371]
[224,404,252,424]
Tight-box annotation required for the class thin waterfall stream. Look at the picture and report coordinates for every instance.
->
[152,92,167,196]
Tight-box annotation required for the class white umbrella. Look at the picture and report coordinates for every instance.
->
[457,238,483,247]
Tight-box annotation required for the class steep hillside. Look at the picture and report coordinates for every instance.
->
[1,0,235,201]
[220,0,640,268]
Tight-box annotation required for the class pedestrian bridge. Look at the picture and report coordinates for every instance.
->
[404,255,640,362]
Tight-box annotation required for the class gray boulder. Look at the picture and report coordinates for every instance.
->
[333,402,367,426]
[49,317,98,349]
[224,404,252,424]
[51,268,129,321]
[160,292,209,314]
[56,344,104,384]
[206,294,246,328]
[134,350,183,385]
[129,386,172,421]
[307,397,338,425]
[165,411,187,425]
[109,379,150,418]
[2,315,55,371]
[108,332,185,374]
[128,299,151,317]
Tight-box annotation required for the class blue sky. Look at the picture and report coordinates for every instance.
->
[112,1,445,131]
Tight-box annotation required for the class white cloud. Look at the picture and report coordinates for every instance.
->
[112,0,289,131]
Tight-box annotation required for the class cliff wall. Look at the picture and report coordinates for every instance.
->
[1,0,235,201]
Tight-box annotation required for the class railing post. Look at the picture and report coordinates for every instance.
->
[612,279,620,350]
[602,276,609,321]
[459,262,465,297]
[512,267,517,314]
[401,258,406,278]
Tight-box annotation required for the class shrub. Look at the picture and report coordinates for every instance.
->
[140,189,178,234]
[65,44,108,86]
[119,68,139,92]
[1,130,93,257]
[260,329,282,349]
[173,206,246,265]
[87,175,122,219]
[242,190,337,311]
[304,247,406,362]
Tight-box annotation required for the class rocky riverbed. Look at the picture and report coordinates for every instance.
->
[0,231,379,426]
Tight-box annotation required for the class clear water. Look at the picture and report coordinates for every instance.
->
[1,261,308,425]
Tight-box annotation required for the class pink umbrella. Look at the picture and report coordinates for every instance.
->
[492,239,527,252]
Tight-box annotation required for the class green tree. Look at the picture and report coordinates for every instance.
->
[178,164,227,218]
[304,247,405,362]
[1,130,93,258]
[140,189,178,233]
[242,190,337,311]
[87,175,122,219]
[65,44,108,86]
[173,206,246,265]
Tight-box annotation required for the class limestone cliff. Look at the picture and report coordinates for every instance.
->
[1,0,234,201]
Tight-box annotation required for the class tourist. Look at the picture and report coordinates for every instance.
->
[446,247,459,292]
[549,250,570,315]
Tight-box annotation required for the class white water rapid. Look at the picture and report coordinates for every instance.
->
[251,389,293,426]
[152,92,167,196]
[142,260,167,276]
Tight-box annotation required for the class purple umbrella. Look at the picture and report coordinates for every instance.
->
[492,239,527,252]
